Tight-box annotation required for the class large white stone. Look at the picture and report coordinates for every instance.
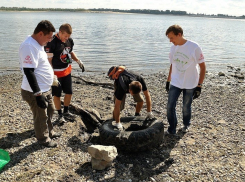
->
[88,145,118,162]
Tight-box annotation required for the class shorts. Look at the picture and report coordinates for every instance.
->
[52,73,73,97]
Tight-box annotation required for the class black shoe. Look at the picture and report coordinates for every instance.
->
[63,111,76,121]
[135,113,141,116]
[63,111,75,117]
[39,140,57,148]
[49,132,61,139]
[55,114,66,125]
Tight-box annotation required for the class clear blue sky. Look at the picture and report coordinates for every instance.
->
[1,0,245,16]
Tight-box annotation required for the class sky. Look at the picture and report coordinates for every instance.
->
[1,0,245,16]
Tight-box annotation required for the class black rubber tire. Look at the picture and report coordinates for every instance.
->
[99,116,164,152]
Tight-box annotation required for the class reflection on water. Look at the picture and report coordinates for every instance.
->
[0,11,245,74]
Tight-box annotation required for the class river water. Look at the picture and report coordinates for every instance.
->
[0,11,245,74]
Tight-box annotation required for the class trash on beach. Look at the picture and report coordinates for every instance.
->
[0,149,10,171]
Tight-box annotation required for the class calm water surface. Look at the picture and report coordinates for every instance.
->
[0,11,245,74]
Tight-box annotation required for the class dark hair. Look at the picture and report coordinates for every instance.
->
[129,81,142,94]
[165,24,183,36]
[33,20,55,35]
[59,23,72,34]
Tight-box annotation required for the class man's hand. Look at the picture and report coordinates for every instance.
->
[52,75,60,87]
[145,112,155,120]
[77,60,85,72]
[165,81,170,92]
[36,95,48,109]
[193,87,201,99]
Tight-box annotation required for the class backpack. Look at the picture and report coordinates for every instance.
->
[108,66,136,92]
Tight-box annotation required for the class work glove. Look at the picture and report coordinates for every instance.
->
[193,87,201,99]
[52,75,60,87]
[145,112,155,120]
[77,60,85,72]
[36,95,48,109]
[165,81,170,92]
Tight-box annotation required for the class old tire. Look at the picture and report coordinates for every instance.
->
[99,116,164,152]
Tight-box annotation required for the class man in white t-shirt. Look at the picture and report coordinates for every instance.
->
[165,24,206,134]
[19,20,60,147]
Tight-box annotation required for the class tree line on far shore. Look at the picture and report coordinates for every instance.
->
[1,6,245,19]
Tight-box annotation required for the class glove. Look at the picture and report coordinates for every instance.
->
[193,87,201,99]
[36,95,48,109]
[77,60,85,72]
[52,75,60,87]
[145,112,155,120]
[165,81,170,92]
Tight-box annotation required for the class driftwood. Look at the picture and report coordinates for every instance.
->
[72,75,114,89]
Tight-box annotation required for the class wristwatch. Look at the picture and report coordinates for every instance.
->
[198,83,202,86]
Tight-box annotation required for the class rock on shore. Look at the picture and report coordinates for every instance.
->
[0,69,245,182]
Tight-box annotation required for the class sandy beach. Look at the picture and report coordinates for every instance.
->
[0,68,245,181]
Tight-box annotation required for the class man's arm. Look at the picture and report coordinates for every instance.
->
[165,64,172,92]
[143,90,151,112]
[198,62,206,86]
[23,68,41,94]
[23,68,47,108]
[113,98,122,123]
[70,52,79,62]
[71,52,85,72]
[167,64,172,81]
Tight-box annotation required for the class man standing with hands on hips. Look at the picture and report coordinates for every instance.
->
[20,20,60,147]
[165,24,206,134]
[45,23,85,123]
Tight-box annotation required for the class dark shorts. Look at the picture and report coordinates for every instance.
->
[52,74,73,97]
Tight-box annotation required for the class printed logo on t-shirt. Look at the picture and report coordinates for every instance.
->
[23,55,32,64]
[60,47,71,63]
[173,52,189,73]
[199,53,204,61]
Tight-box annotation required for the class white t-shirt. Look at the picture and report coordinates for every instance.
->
[169,40,205,89]
[19,36,54,92]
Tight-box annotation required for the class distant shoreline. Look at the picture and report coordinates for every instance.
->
[0,7,244,20]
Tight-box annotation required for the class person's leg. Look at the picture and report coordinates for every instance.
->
[133,93,144,115]
[113,82,126,112]
[135,101,143,114]
[64,94,72,110]
[52,79,63,112]
[167,85,182,134]
[182,88,195,127]
[53,95,62,110]
[45,91,55,133]
[21,89,51,143]
[62,74,73,114]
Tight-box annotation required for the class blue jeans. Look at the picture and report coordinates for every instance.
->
[167,85,195,134]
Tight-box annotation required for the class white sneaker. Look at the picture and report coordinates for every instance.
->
[114,122,123,130]
[182,126,189,133]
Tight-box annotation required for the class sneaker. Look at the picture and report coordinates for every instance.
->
[114,122,123,130]
[39,140,57,148]
[55,114,66,125]
[49,132,61,139]
[63,111,74,117]
[182,126,189,133]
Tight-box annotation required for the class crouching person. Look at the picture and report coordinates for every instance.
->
[107,66,154,129]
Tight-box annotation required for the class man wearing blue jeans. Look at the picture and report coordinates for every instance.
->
[165,24,206,134]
